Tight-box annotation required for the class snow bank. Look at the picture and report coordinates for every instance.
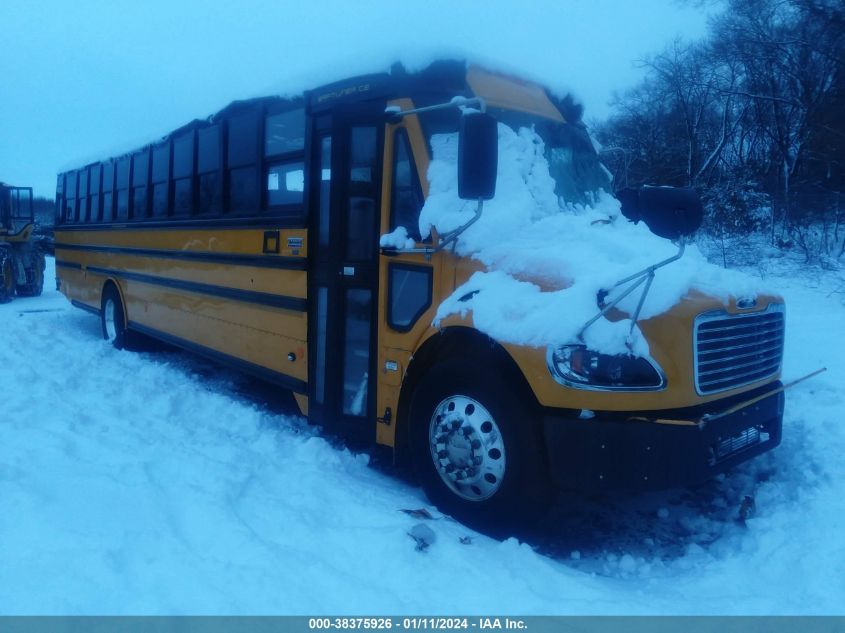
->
[2,258,842,614]
[421,123,767,354]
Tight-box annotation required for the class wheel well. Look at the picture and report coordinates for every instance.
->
[101,278,128,322]
[394,326,541,465]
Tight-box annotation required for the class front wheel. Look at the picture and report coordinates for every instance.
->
[101,284,129,349]
[409,359,552,530]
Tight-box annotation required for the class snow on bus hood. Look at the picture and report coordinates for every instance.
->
[416,123,768,356]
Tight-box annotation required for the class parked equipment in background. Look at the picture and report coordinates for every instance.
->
[0,183,46,303]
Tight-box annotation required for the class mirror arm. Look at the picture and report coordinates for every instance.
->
[576,238,687,345]
[435,199,484,253]
[379,199,485,261]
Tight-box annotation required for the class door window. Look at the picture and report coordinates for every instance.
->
[342,288,372,417]
[345,127,378,261]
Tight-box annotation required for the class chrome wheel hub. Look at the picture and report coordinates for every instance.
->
[429,395,506,501]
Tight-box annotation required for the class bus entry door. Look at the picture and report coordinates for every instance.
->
[308,104,384,439]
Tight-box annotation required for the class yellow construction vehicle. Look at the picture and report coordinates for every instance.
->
[0,183,46,302]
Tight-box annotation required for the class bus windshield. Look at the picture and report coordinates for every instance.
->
[492,109,612,208]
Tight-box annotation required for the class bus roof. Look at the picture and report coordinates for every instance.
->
[59,60,581,177]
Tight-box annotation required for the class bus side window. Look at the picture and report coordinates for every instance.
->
[78,167,89,222]
[172,132,194,217]
[198,125,222,215]
[264,107,305,216]
[227,110,259,215]
[66,171,78,224]
[115,157,130,220]
[389,128,423,242]
[131,149,150,220]
[89,163,102,222]
[55,174,64,225]
[102,161,115,222]
[152,142,170,217]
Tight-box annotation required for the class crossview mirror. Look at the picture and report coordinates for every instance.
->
[617,185,703,240]
[458,112,498,201]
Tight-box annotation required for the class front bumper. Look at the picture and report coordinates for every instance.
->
[543,383,784,493]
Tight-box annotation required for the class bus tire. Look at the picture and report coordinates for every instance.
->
[0,251,15,303]
[16,252,45,297]
[101,284,129,350]
[409,358,552,531]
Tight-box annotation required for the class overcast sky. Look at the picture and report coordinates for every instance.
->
[0,0,711,198]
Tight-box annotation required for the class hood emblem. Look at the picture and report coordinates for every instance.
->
[737,297,758,310]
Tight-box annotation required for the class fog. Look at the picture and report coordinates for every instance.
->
[0,0,709,198]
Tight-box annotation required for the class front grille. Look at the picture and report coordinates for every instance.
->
[694,304,785,395]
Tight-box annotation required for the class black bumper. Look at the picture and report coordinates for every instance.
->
[543,383,784,493]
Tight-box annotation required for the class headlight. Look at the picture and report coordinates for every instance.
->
[547,344,666,391]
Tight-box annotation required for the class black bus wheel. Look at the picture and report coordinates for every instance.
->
[0,252,15,303]
[409,359,552,531]
[16,253,45,297]
[101,284,128,349]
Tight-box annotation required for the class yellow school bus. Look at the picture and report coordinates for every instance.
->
[55,61,786,526]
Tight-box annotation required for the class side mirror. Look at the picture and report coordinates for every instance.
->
[458,112,498,200]
[618,185,703,240]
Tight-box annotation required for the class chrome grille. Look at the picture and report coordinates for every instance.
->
[694,304,785,395]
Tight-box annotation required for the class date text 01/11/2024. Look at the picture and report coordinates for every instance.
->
[308,618,527,630]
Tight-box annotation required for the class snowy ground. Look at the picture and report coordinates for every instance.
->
[1,256,843,615]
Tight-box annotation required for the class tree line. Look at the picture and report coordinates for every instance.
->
[595,0,844,265]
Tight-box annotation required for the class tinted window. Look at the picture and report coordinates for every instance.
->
[347,197,375,260]
[153,183,169,217]
[228,110,258,167]
[103,192,114,221]
[79,168,89,198]
[229,166,257,214]
[173,178,192,216]
[102,162,114,193]
[173,133,193,178]
[265,109,305,156]
[90,164,102,196]
[342,288,372,417]
[152,143,170,183]
[116,190,129,220]
[390,130,423,241]
[102,162,115,221]
[350,127,377,184]
[198,126,220,173]
[66,171,78,199]
[133,187,148,219]
[132,151,149,186]
[388,265,432,330]
[266,161,304,207]
[346,126,378,260]
[198,172,221,214]
[318,136,331,247]
[90,194,101,221]
[116,158,130,189]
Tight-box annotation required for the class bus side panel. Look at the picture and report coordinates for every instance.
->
[124,281,308,383]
